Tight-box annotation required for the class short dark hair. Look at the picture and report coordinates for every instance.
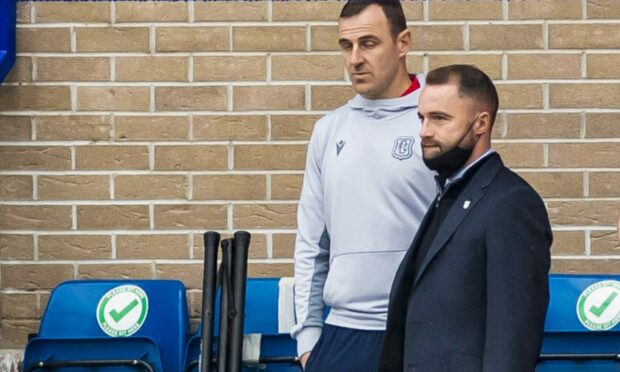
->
[340,0,407,40]
[426,64,499,125]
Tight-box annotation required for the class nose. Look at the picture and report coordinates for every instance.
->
[419,118,432,139]
[349,45,363,66]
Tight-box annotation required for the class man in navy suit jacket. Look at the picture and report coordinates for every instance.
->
[378,64,552,372]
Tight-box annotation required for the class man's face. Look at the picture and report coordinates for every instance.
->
[338,5,404,99]
[418,82,478,161]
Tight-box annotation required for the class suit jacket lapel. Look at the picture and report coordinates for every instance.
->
[413,153,504,286]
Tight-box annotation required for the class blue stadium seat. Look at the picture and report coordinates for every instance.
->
[23,280,190,372]
[0,0,16,84]
[185,275,620,372]
[185,278,301,372]
[538,274,620,371]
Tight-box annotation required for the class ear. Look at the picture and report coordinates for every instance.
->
[396,28,411,58]
[474,111,493,135]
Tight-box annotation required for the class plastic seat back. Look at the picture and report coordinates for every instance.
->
[537,274,620,371]
[24,279,189,372]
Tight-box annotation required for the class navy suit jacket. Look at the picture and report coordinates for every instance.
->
[378,153,552,372]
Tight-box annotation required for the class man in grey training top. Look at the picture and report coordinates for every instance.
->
[291,1,435,370]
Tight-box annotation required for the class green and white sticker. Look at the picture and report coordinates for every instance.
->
[96,285,149,337]
[576,280,620,331]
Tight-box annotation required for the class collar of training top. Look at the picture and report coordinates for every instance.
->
[348,73,425,112]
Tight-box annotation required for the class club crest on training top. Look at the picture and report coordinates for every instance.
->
[392,137,414,160]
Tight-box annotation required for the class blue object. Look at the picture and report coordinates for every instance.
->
[538,274,620,371]
[185,278,301,372]
[185,275,620,372]
[23,280,190,372]
[0,0,16,84]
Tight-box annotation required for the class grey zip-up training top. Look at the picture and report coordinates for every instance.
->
[292,73,436,356]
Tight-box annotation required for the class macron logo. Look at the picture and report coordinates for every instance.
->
[336,140,346,156]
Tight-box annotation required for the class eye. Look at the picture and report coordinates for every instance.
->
[339,41,353,51]
[361,40,377,48]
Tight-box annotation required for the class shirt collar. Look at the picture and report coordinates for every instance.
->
[435,148,496,195]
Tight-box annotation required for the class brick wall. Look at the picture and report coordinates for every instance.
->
[1,0,619,353]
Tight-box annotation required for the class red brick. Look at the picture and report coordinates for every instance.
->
[271,115,318,140]
[116,57,188,82]
[0,146,71,171]
[36,115,110,141]
[586,113,620,138]
[194,56,266,82]
[76,27,149,52]
[547,200,620,226]
[193,175,266,200]
[234,145,307,170]
[504,113,581,139]
[0,234,34,260]
[411,26,464,51]
[430,1,502,20]
[312,85,355,111]
[273,233,295,259]
[508,0,582,19]
[38,175,109,200]
[77,87,150,112]
[194,2,267,21]
[115,2,188,22]
[77,205,150,230]
[193,115,267,141]
[17,28,70,52]
[1,264,74,290]
[233,204,297,229]
[38,235,111,260]
[0,176,32,200]
[157,27,228,52]
[116,234,189,259]
[234,86,305,111]
[550,24,620,49]
[75,146,149,170]
[551,231,585,256]
[36,2,110,22]
[0,205,72,230]
[248,263,293,278]
[551,259,619,274]
[233,27,306,52]
[78,264,153,280]
[154,145,228,171]
[115,175,187,200]
[590,231,620,256]
[0,116,31,141]
[470,25,543,50]
[550,84,620,109]
[154,204,228,229]
[548,143,620,168]
[155,87,227,111]
[0,86,71,111]
[115,115,189,141]
[37,57,110,82]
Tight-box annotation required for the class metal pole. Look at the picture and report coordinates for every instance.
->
[199,231,220,372]
[217,238,233,372]
[227,231,251,372]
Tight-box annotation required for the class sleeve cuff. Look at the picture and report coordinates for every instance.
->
[295,326,322,356]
